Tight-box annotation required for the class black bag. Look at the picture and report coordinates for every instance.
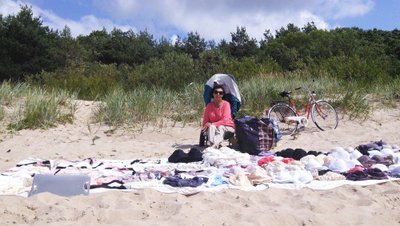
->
[234,116,281,155]
[199,131,208,147]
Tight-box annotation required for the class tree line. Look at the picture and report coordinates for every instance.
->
[1,6,399,99]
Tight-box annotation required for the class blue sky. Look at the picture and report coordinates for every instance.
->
[1,0,399,42]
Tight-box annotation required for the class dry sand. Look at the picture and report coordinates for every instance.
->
[0,100,400,226]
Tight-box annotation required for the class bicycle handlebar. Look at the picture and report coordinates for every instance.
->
[292,86,317,98]
[280,86,316,98]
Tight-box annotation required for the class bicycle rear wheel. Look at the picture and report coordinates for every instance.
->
[311,100,339,131]
[267,104,298,135]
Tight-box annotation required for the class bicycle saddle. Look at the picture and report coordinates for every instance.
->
[279,91,291,97]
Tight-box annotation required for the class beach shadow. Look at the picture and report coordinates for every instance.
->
[172,143,241,152]
[172,143,194,149]
[227,143,240,151]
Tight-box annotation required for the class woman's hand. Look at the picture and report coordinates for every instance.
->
[202,122,211,132]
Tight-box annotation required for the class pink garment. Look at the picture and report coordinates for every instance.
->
[258,156,275,166]
[257,157,294,166]
[281,158,295,164]
[202,100,234,128]
[347,165,365,174]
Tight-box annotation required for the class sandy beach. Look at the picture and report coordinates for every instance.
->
[1,100,400,226]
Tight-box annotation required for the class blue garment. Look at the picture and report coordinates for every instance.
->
[163,175,208,187]
[211,175,227,186]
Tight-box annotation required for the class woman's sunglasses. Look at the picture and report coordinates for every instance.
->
[213,91,224,95]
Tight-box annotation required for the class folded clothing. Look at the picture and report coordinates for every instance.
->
[163,175,208,187]
[371,155,393,166]
[356,140,386,155]
[168,148,203,163]
[345,168,388,181]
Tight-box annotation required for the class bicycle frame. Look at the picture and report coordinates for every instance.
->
[284,88,317,127]
[269,86,339,134]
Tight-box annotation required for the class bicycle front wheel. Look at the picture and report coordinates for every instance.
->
[267,104,298,135]
[311,100,339,131]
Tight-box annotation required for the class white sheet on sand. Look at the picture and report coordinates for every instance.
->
[268,178,400,190]
[1,155,400,197]
[87,179,399,196]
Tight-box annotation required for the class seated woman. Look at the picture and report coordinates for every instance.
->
[202,85,235,148]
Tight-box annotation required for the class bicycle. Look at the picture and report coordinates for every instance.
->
[266,87,339,135]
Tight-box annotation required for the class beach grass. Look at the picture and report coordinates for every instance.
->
[0,105,4,121]
[1,73,399,131]
[68,72,398,129]
[0,81,28,106]
[93,84,204,130]
[4,85,77,130]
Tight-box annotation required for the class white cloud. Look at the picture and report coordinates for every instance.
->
[93,0,139,19]
[92,0,374,41]
[1,0,375,41]
[0,0,22,15]
[41,12,135,37]
[170,34,179,45]
[318,0,375,19]
[0,0,136,37]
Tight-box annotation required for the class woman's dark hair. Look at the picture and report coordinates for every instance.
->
[212,84,225,94]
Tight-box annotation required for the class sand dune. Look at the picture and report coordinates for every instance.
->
[0,101,399,225]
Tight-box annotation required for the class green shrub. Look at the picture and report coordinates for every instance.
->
[28,63,122,100]
[222,57,261,81]
[127,52,197,90]
[195,50,228,81]
[319,55,391,82]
